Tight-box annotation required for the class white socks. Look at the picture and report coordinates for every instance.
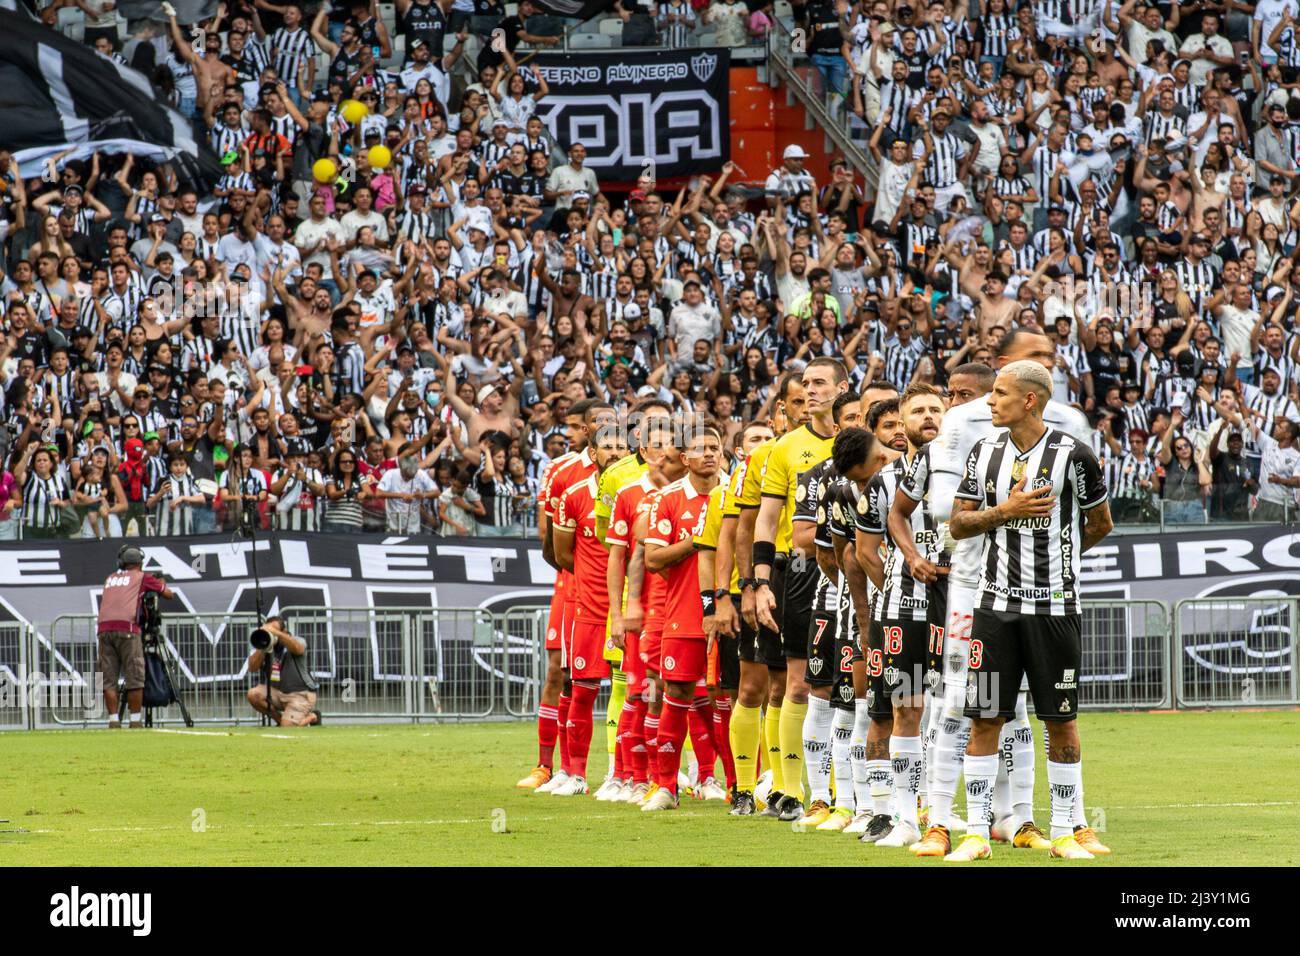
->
[865,758,893,816]
[830,707,855,811]
[1047,760,1083,840]
[802,696,834,805]
[890,735,923,829]
[850,699,871,812]
[929,708,969,828]
[963,753,999,839]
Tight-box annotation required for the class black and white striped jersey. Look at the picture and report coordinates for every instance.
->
[270,27,316,87]
[955,427,1108,616]
[794,458,839,612]
[856,455,928,622]
[1110,451,1156,499]
[898,442,951,568]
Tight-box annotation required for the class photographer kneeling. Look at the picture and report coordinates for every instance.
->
[246,617,320,726]
[99,546,175,728]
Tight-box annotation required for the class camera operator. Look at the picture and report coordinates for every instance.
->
[246,617,320,726]
[98,546,174,728]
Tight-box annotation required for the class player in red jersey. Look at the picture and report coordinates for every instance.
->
[551,426,628,795]
[605,419,676,802]
[520,399,616,792]
[641,424,724,811]
[623,438,687,805]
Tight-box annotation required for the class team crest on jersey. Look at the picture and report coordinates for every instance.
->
[574,656,586,670]
[547,627,557,642]
[839,684,854,702]
[809,657,823,676]
[657,519,672,535]
[795,484,807,503]
[966,680,978,704]
[866,689,876,707]
[884,665,900,685]
[664,656,676,672]
[1030,476,1053,491]
[614,520,629,536]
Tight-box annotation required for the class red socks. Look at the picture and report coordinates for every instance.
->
[656,695,691,792]
[565,681,599,780]
[557,692,572,774]
[615,699,638,780]
[537,703,559,769]
[628,697,648,784]
[689,696,717,784]
[713,695,736,790]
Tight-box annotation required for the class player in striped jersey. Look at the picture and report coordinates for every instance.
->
[854,384,945,848]
[924,331,1103,858]
[946,361,1113,861]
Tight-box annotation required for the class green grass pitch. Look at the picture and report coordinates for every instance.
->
[2,710,1296,866]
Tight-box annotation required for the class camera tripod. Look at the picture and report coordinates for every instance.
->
[116,628,194,728]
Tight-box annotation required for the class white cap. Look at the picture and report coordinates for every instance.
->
[623,303,642,319]
[783,144,809,160]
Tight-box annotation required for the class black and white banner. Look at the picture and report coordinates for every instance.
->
[533,48,730,180]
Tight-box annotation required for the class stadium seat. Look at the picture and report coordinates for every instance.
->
[379,3,397,34]
[696,30,719,47]
[774,0,794,18]
[569,33,613,48]
[598,18,623,36]
[382,34,406,71]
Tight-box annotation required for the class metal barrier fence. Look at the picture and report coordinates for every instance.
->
[1079,600,1172,710]
[1175,597,1299,708]
[1,599,1293,728]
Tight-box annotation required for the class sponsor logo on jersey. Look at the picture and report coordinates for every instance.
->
[614,519,628,536]
[795,484,807,503]
[574,656,586,670]
[900,596,928,609]
[663,655,676,672]
[1059,698,1071,713]
[657,519,672,535]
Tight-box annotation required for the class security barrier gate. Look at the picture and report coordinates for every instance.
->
[0,599,1293,729]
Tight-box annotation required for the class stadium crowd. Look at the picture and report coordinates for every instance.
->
[0,0,1297,542]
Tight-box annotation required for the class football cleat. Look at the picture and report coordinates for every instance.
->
[534,769,569,794]
[876,820,922,848]
[1050,834,1095,860]
[754,769,774,809]
[516,766,552,790]
[777,794,806,822]
[633,782,658,806]
[550,774,589,796]
[730,790,758,816]
[593,777,625,801]
[859,813,895,843]
[796,800,832,828]
[697,776,728,801]
[991,815,1018,843]
[910,825,951,857]
[624,781,651,804]
[816,806,854,832]
[678,770,692,791]
[843,811,874,835]
[640,787,679,812]
[1073,826,1111,855]
[944,833,992,861]
[1013,822,1052,850]
[759,790,786,818]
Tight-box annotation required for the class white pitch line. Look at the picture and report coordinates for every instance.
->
[151,729,300,739]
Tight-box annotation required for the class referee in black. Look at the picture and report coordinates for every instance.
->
[946,360,1113,862]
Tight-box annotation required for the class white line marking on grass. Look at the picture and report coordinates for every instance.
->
[151,729,300,739]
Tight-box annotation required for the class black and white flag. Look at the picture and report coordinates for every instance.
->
[0,4,222,188]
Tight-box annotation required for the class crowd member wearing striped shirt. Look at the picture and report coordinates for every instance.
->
[948,360,1113,861]
[147,455,206,537]
[268,4,318,107]
[19,446,72,539]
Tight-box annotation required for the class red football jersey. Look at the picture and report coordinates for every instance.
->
[537,452,576,511]
[639,485,669,632]
[605,473,655,549]
[644,477,712,640]
[557,475,609,623]
[546,448,595,520]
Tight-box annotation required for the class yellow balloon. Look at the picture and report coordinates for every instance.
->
[340,99,368,124]
[368,145,392,170]
[312,158,338,183]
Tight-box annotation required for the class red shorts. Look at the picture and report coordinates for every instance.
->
[544,576,568,651]
[569,620,611,680]
[558,598,577,668]
[641,625,663,674]
[661,636,707,684]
